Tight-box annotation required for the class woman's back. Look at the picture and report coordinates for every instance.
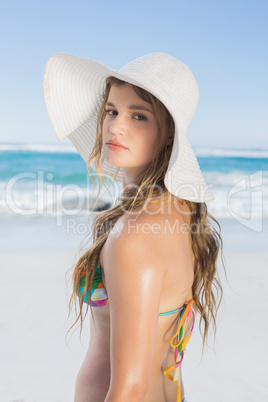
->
[74,197,195,402]
[101,196,194,316]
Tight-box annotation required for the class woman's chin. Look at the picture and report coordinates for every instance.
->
[103,154,127,167]
[104,158,123,168]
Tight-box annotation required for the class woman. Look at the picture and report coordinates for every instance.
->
[44,52,224,402]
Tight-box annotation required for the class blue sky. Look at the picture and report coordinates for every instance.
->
[0,0,267,149]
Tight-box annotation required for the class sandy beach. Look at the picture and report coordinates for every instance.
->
[1,217,267,402]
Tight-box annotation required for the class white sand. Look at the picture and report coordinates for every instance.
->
[0,248,267,402]
[183,250,268,401]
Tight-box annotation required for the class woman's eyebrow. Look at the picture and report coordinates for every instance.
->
[106,101,153,114]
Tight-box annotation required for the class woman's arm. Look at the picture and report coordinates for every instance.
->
[103,214,169,402]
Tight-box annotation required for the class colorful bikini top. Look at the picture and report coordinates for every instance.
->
[74,263,195,402]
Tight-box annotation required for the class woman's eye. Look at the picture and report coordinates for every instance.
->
[134,114,146,121]
[105,109,146,121]
[105,109,117,116]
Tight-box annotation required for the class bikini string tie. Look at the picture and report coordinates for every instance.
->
[163,298,195,402]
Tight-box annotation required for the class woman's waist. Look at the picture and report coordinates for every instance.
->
[89,331,182,375]
[77,353,184,402]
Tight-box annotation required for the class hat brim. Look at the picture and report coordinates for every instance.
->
[43,53,215,202]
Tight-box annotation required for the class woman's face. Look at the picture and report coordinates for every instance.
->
[102,83,167,182]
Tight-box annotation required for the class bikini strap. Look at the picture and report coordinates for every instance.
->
[163,298,195,402]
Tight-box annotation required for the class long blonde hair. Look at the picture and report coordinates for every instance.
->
[66,76,225,353]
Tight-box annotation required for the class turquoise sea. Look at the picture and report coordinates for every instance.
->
[0,142,267,251]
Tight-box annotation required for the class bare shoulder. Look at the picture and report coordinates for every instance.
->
[104,195,192,273]
[111,195,191,239]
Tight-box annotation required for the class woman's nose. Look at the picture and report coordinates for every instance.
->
[109,114,127,135]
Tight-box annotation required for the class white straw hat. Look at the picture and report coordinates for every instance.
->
[43,52,214,202]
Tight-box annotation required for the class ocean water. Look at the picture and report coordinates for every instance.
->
[0,142,267,250]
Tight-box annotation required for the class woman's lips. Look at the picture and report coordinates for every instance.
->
[106,143,128,151]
